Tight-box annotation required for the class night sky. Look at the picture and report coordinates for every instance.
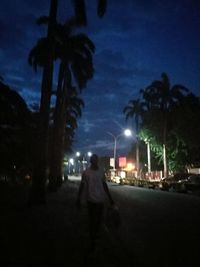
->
[1,0,200,157]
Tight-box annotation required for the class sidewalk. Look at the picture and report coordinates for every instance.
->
[0,180,133,267]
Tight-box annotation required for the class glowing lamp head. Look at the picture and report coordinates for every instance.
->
[124,129,132,137]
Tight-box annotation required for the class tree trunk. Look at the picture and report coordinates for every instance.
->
[49,64,70,190]
[29,0,58,204]
[48,63,64,191]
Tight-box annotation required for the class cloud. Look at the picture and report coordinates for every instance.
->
[79,119,96,133]
[1,0,200,158]
[19,88,41,105]
[87,140,113,150]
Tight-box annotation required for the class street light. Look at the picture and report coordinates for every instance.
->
[76,151,80,157]
[107,129,132,170]
[87,151,92,157]
[69,158,74,174]
[80,151,92,170]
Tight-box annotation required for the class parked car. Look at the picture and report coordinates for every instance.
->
[177,174,200,193]
[158,173,192,191]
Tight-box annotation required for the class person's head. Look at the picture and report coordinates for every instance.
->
[90,154,99,169]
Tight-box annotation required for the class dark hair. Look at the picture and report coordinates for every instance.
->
[90,154,98,163]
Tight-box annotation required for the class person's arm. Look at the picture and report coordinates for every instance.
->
[103,175,114,205]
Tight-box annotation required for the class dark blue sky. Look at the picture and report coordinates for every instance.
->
[1,0,200,157]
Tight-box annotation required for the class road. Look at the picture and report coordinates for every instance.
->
[1,178,199,267]
[68,175,200,266]
[102,183,200,267]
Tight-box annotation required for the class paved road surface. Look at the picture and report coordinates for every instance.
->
[107,183,200,266]
[0,179,200,267]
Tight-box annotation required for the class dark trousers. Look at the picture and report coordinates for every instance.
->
[87,201,104,244]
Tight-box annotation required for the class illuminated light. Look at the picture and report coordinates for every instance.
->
[124,129,132,137]
[87,152,92,157]
[110,158,115,168]
[114,176,121,184]
[126,162,134,171]
[76,152,80,157]
[120,171,126,179]
[69,158,74,165]
[107,129,132,170]
[119,157,127,167]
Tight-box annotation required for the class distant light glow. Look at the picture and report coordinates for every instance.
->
[87,152,92,157]
[69,158,74,165]
[124,129,132,137]
[126,162,135,171]
[76,152,80,157]
[120,171,126,179]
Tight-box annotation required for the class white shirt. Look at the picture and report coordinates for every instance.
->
[82,168,106,203]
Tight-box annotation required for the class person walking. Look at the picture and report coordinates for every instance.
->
[76,154,115,251]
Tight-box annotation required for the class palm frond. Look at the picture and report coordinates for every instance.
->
[72,0,87,26]
[36,16,49,25]
[28,38,49,72]
[97,0,107,17]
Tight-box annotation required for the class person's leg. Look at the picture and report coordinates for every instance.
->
[88,202,95,243]
[87,202,104,250]
[93,202,104,238]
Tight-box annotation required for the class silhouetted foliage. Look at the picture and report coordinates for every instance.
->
[125,73,200,173]
[0,81,37,181]
[72,0,107,25]
[28,0,107,202]
[30,16,95,190]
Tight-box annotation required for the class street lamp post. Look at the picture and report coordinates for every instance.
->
[163,144,167,177]
[107,129,132,171]
[147,141,151,174]
[75,152,81,175]
[107,132,117,170]
[144,139,151,177]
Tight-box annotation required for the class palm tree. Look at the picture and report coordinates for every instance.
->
[29,19,95,190]
[141,73,188,177]
[49,20,95,190]
[29,0,107,204]
[49,87,85,190]
[27,0,58,204]
[123,98,145,178]
[72,0,107,25]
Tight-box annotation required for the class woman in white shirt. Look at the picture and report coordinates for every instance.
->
[77,154,114,250]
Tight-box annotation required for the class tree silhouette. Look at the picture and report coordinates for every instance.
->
[29,18,95,191]
[72,0,107,25]
[0,81,35,180]
[49,88,85,189]
[123,98,145,177]
[141,73,189,176]
[29,0,108,204]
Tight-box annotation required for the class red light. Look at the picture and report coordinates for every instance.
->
[119,157,127,167]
